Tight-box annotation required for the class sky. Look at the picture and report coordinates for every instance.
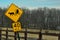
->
[0,0,60,9]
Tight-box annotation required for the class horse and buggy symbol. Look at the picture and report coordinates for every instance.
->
[9,9,19,16]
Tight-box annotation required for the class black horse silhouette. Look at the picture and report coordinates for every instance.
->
[9,9,19,16]
[9,12,14,16]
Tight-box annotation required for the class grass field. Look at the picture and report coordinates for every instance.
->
[0,27,60,40]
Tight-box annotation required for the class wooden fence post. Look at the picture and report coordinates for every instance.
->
[39,32,42,40]
[0,30,1,40]
[37,30,42,40]
[6,28,8,40]
[58,34,60,40]
[25,28,27,40]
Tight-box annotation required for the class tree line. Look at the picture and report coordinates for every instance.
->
[0,7,60,30]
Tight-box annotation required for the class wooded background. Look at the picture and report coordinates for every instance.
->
[0,7,60,30]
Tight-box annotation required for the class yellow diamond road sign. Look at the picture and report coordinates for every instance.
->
[12,22,21,32]
[5,3,23,22]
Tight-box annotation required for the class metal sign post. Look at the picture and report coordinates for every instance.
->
[17,31,20,40]
[15,31,20,40]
